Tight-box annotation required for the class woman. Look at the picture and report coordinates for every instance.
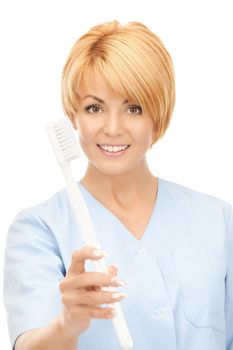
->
[3,20,233,350]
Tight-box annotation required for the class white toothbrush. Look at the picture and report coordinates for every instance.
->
[46,117,133,350]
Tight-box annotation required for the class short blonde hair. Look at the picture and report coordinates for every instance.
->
[62,20,175,146]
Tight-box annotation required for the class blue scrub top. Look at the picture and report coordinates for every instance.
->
[3,177,233,349]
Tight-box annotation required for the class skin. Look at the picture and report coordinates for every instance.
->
[16,247,126,349]
[15,72,158,349]
[73,70,158,212]
[58,247,127,338]
[57,73,158,338]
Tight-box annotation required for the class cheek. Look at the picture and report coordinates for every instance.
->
[77,123,97,143]
[133,125,154,145]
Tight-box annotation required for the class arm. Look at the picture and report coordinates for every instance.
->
[14,246,125,350]
[15,316,79,350]
[4,209,126,350]
[3,209,65,348]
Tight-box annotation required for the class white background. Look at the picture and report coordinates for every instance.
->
[0,0,232,348]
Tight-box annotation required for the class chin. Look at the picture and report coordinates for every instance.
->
[92,162,134,176]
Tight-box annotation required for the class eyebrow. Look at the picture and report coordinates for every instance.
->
[83,95,129,104]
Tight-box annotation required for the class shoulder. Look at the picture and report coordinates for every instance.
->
[7,185,88,253]
[159,177,233,231]
[7,187,72,249]
[160,176,228,203]
[159,176,231,209]
[13,186,69,225]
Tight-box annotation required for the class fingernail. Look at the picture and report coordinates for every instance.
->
[93,249,109,257]
[110,308,117,315]
[110,277,126,286]
[112,293,128,299]
[107,309,117,318]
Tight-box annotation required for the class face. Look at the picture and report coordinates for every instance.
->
[74,71,155,176]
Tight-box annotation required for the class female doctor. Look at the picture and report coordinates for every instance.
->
[3,20,233,350]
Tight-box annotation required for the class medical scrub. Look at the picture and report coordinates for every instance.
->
[3,177,233,349]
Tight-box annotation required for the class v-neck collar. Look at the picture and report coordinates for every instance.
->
[77,177,162,242]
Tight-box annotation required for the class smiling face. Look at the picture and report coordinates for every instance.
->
[74,71,155,177]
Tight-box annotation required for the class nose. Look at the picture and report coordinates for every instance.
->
[103,112,124,136]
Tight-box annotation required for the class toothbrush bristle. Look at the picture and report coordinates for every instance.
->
[47,118,81,163]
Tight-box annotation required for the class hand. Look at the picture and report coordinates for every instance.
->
[58,246,127,339]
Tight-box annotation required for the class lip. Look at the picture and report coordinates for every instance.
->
[97,144,130,157]
[97,144,130,147]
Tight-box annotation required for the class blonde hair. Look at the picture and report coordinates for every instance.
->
[62,20,175,146]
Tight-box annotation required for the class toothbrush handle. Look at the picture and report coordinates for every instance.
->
[63,166,133,349]
[93,260,133,350]
[109,300,134,349]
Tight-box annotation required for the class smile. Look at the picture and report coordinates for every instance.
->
[97,144,130,157]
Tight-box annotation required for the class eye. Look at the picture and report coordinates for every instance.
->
[84,104,143,115]
[128,105,143,115]
[84,104,102,114]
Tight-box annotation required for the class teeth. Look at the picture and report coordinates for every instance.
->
[99,145,128,152]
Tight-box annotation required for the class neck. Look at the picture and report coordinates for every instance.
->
[80,160,157,207]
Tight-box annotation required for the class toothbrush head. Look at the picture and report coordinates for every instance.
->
[46,118,82,166]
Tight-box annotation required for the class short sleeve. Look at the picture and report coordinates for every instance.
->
[3,208,65,348]
[225,204,233,349]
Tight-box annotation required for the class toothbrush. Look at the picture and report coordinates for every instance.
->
[46,117,133,350]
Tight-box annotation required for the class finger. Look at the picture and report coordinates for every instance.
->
[68,246,109,275]
[86,285,101,292]
[62,289,128,307]
[69,304,117,319]
[107,264,119,276]
[60,271,125,292]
